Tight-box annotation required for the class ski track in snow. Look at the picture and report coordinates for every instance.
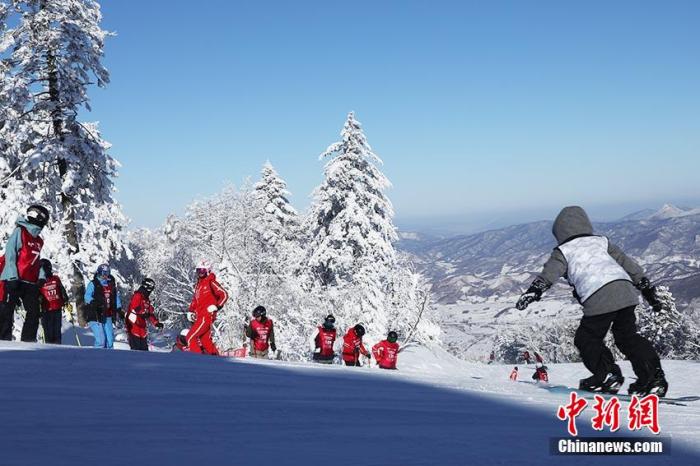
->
[0,339,698,466]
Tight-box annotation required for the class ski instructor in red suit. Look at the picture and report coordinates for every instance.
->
[186,260,228,355]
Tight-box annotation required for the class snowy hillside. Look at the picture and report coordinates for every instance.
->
[0,342,698,465]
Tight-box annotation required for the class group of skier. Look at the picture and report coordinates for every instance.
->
[0,204,674,393]
[311,315,400,369]
[0,205,400,368]
[509,351,549,382]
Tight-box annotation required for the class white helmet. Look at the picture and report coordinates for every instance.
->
[195,259,212,272]
[195,260,212,277]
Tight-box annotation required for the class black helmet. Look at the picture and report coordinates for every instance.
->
[323,314,335,329]
[387,331,398,343]
[26,204,50,228]
[253,305,266,318]
[141,278,156,293]
[39,258,53,276]
[354,324,365,337]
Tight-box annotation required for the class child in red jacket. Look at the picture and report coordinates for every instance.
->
[372,331,400,370]
[342,324,370,366]
[312,314,337,364]
[38,259,69,344]
[126,278,163,351]
[245,306,276,358]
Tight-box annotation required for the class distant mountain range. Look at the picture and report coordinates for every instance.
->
[398,204,700,311]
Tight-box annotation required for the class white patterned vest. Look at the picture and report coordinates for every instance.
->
[557,236,632,302]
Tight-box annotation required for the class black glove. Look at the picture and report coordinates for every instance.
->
[270,343,277,352]
[637,278,662,312]
[516,277,550,310]
[37,278,46,288]
[156,322,164,329]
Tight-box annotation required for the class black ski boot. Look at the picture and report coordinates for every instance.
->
[629,368,668,397]
[579,372,625,394]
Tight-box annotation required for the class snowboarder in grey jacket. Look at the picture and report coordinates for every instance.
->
[515,206,668,396]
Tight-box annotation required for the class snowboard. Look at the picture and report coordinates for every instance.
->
[528,381,700,407]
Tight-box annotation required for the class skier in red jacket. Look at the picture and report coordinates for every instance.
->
[187,261,228,356]
[37,259,69,344]
[125,278,163,351]
[509,366,519,381]
[312,314,337,364]
[1,205,50,342]
[532,362,549,382]
[342,324,370,367]
[372,331,400,370]
[245,306,276,358]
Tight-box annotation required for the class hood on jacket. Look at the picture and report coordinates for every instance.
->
[552,206,594,244]
[15,216,43,237]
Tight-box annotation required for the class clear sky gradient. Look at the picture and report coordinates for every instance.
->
[87,0,700,231]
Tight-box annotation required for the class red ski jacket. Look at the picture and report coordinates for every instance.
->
[17,226,44,283]
[315,326,336,357]
[0,256,5,302]
[372,340,399,369]
[533,367,549,382]
[342,328,369,363]
[126,290,160,338]
[39,275,67,311]
[189,273,228,317]
[250,318,274,352]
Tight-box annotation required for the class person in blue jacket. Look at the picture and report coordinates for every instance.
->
[84,264,122,349]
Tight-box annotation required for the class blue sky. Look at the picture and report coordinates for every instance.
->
[88,0,700,231]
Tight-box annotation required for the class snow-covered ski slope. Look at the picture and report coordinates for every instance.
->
[0,342,698,465]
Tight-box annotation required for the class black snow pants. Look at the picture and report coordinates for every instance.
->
[574,305,660,382]
[128,334,149,351]
[313,353,335,364]
[41,311,62,344]
[3,282,42,342]
[0,301,12,340]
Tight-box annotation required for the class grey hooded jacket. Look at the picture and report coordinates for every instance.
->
[537,206,644,317]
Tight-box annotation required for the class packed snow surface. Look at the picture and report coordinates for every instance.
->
[0,341,698,465]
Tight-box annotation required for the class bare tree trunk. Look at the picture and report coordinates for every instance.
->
[43,0,86,324]
[399,290,430,352]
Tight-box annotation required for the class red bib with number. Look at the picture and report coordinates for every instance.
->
[317,326,336,357]
[40,276,65,311]
[17,227,44,283]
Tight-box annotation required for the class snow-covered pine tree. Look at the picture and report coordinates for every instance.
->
[305,112,398,337]
[637,286,700,359]
[0,0,128,323]
[252,161,299,253]
[0,1,33,239]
